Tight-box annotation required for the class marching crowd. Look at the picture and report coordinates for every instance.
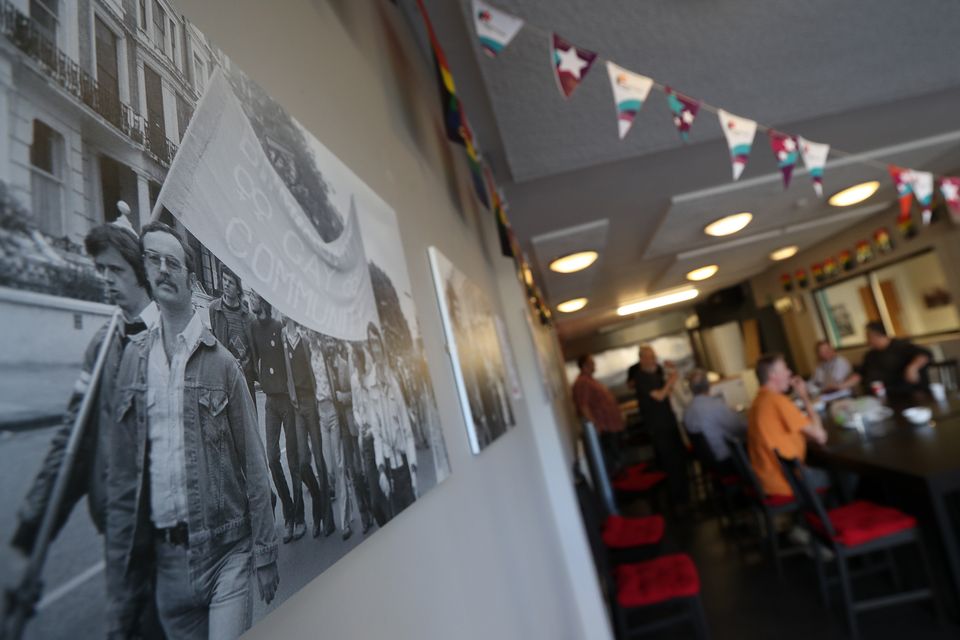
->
[8,217,432,639]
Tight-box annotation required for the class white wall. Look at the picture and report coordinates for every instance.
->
[0,287,112,365]
[173,1,610,638]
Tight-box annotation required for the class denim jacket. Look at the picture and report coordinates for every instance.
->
[105,320,277,634]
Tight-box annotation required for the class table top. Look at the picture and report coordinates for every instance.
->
[808,392,960,486]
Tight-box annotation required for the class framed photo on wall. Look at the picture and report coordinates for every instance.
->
[428,247,517,453]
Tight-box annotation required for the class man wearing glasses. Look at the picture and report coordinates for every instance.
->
[106,222,278,639]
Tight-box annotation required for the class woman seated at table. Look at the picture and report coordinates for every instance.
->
[860,321,932,399]
[810,340,861,396]
[748,353,830,498]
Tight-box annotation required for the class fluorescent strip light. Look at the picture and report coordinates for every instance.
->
[617,288,699,316]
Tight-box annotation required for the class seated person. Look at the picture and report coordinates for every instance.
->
[748,353,829,498]
[683,369,746,475]
[810,340,860,395]
[860,321,932,398]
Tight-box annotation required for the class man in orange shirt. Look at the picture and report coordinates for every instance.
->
[572,355,624,467]
[748,353,828,498]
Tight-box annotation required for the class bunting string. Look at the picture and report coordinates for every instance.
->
[462,1,958,221]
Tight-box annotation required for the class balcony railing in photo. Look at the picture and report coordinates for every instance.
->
[0,1,179,167]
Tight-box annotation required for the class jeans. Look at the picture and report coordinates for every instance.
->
[264,394,302,524]
[154,537,253,640]
[318,399,339,493]
[337,413,371,530]
[387,455,416,515]
[361,433,391,527]
[294,393,334,531]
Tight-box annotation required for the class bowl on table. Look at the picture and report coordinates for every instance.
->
[902,406,933,425]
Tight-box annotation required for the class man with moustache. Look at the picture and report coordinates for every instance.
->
[106,222,278,639]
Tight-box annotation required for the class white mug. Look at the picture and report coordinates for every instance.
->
[930,382,947,403]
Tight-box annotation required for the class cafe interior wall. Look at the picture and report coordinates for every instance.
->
[176,0,611,638]
[750,201,960,377]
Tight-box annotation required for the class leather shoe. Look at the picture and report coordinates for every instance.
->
[312,519,322,539]
[292,521,306,541]
[282,521,293,544]
[341,525,353,541]
[323,522,336,538]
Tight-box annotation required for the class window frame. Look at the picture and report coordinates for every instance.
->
[813,248,960,348]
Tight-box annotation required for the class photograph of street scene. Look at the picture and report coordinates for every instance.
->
[0,1,450,638]
[429,247,516,454]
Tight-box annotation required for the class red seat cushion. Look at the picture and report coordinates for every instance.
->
[764,493,797,507]
[615,554,701,607]
[806,500,917,547]
[602,515,665,549]
[614,463,649,481]
[613,471,667,492]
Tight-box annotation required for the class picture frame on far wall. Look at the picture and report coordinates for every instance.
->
[428,247,517,453]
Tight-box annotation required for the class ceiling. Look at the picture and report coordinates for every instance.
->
[418,0,960,341]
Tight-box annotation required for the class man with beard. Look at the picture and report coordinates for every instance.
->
[106,222,278,638]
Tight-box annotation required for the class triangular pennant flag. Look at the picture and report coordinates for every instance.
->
[941,177,960,222]
[472,0,524,57]
[798,137,830,197]
[768,130,799,188]
[665,87,700,142]
[605,62,654,139]
[463,123,490,208]
[551,34,597,99]
[717,109,757,180]
[888,165,913,218]
[906,170,934,225]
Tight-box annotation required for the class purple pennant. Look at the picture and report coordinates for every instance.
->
[665,87,700,142]
[552,33,597,99]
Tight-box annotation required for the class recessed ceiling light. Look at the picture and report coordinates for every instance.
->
[770,245,799,261]
[557,297,588,313]
[686,265,718,281]
[828,181,879,207]
[549,250,598,274]
[617,288,699,316]
[704,212,753,237]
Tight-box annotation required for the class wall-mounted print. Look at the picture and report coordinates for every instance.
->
[0,3,449,638]
[428,247,517,453]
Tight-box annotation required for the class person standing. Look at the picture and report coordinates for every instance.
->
[572,354,625,469]
[626,345,689,509]
[249,295,304,543]
[367,324,418,515]
[12,222,158,554]
[860,321,932,398]
[208,268,256,402]
[282,317,335,538]
[307,334,340,508]
[331,341,373,537]
[106,222,278,639]
[351,342,391,528]
[810,340,860,394]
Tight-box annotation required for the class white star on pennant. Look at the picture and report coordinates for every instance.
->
[556,46,589,78]
[783,138,796,152]
[681,110,695,125]
[942,182,959,201]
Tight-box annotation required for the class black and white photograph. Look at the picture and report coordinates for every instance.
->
[428,247,516,454]
[0,2,450,638]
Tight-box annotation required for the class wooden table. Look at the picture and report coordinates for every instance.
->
[807,393,960,611]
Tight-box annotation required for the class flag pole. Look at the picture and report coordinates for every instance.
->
[1,309,123,640]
